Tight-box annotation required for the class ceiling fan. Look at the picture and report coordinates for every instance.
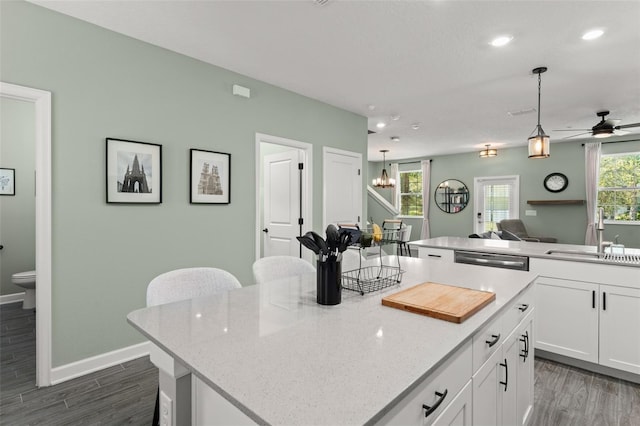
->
[555,110,640,139]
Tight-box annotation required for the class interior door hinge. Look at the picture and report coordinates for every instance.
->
[298,218,304,225]
[358,169,361,175]
[298,163,304,170]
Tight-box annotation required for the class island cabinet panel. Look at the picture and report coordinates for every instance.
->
[432,380,472,426]
[534,277,599,363]
[516,316,535,426]
[472,347,503,425]
[599,285,640,374]
[417,247,454,263]
[377,341,472,425]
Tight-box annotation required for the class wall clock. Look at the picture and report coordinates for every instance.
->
[543,172,568,193]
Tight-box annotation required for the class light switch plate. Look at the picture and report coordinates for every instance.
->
[525,210,537,216]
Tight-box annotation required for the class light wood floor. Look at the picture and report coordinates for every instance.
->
[2,301,639,425]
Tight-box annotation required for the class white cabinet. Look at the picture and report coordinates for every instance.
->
[535,275,640,375]
[472,311,534,426]
[535,276,599,362]
[417,247,453,263]
[599,284,640,374]
[432,381,472,426]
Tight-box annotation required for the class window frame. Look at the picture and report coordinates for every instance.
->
[598,151,640,226]
[398,169,424,218]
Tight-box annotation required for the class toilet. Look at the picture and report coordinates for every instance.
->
[11,270,36,310]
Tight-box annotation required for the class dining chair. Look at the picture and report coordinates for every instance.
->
[252,255,316,285]
[147,267,242,426]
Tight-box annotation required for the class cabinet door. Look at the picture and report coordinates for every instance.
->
[417,248,454,263]
[472,347,503,426]
[516,315,534,426]
[433,381,472,426]
[535,277,599,362]
[502,330,519,426]
[599,285,640,374]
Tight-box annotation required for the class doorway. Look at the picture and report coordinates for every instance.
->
[474,175,520,234]
[255,133,312,261]
[0,82,52,387]
[322,147,362,230]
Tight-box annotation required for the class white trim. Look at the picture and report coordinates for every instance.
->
[367,185,399,216]
[0,292,25,305]
[322,146,363,230]
[254,133,313,261]
[50,341,151,385]
[0,82,52,387]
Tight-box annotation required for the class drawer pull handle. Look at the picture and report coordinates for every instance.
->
[518,303,529,312]
[500,359,508,391]
[427,254,442,258]
[603,292,607,311]
[519,331,529,361]
[486,333,501,347]
[422,389,448,418]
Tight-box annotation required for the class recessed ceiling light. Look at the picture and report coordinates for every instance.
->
[582,29,604,40]
[391,136,400,142]
[376,122,386,129]
[367,104,376,111]
[490,35,513,47]
[411,123,420,130]
[390,114,400,121]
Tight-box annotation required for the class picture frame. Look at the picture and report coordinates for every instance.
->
[190,149,231,204]
[0,168,15,196]
[106,138,162,204]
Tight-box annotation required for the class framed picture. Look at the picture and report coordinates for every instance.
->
[190,149,231,204]
[0,168,15,196]
[106,138,162,203]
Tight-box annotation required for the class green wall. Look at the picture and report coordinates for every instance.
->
[0,98,36,294]
[0,1,366,366]
[368,140,640,248]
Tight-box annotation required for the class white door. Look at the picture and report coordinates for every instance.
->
[472,347,502,426]
[599,284,640,374]
[263,149,303,257]
[323,147,362,229]
[474,176,520,234]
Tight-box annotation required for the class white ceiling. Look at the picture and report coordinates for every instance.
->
[31,0,640,161]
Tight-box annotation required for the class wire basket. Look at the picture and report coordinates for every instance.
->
[342,265,404,295]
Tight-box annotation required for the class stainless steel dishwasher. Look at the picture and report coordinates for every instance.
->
[454,250,529,271]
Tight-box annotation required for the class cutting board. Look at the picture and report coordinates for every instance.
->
[382,282,496,323]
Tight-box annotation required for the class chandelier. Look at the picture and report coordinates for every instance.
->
[372,149,395,188]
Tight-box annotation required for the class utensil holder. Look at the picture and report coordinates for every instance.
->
[317,259,342,305]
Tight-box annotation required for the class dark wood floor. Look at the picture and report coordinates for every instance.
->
[2,301,639,425]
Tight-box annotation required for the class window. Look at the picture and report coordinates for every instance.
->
[598,152,640,224]
[474,176,520,234]
[399,170,423,216]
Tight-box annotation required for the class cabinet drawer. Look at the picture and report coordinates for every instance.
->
[502,285,535,337]
[378,341,472,425]
[472,314,504,372]
[418,248,454,262]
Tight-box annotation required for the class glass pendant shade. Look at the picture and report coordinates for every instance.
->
[528,126,550,158]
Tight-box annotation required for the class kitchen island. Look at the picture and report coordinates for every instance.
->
[410,237,640,383]
[128,256,536,425]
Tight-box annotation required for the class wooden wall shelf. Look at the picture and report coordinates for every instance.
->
[527,200,585,205]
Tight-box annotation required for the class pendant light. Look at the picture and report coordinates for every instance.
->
[372,149,395,188]
[528,66,550,158]
[479,144,498,158]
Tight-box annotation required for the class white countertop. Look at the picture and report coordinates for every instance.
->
[128,256,535,425]
[409,236,640,268]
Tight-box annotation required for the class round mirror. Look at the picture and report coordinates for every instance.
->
[435,179,469,213]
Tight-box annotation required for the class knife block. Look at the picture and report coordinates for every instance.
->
[317,259,342,305]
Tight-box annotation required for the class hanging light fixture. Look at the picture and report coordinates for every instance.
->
[372,149,395,188]
[528,66,550,158]
[479,144,498,158]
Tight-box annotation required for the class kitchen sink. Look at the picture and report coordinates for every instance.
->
[545,249,640,265]
[545,249,602,259]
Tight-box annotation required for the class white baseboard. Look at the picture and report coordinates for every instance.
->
[50,341,151,385]
[0,292,25,305]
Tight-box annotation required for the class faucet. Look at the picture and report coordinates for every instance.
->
[596,208,611,254]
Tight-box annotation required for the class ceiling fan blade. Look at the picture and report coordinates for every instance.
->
[613,129,630,136]
[553,129,590,132]
[615,122,640,130]
[561,132,591,139]
[603,119,621,126]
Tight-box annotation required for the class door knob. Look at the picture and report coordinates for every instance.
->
[262,228,269,233]
[0,244,3,250]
